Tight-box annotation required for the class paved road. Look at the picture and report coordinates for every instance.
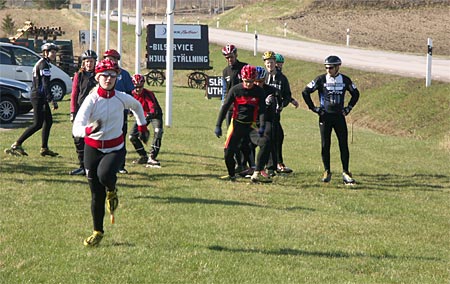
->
[208,28,450,83]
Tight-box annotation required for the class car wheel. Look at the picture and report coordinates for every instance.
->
[0,96,18,124]
[50,80,66,101]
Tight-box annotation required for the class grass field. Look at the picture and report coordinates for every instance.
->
[1,6,450,284]
[1,47,449,283]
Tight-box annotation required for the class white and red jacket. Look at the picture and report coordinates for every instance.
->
[73,86,147,153]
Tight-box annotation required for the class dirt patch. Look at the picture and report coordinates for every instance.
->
[279,5,450,56]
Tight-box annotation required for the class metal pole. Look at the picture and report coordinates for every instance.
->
[105,0,110,51]
[346,28,350,47]
[254,30,258,56]
[96,0,101,54]
[118,0,123,65]
[135,0,142,74]
[89,0,94,51]
[426,38,432,87]
[166,0,174,127]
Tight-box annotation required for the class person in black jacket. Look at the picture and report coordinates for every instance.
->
[69,50,98,175]
[263,51,293,175]
[5,43,60,157]
[215,65,271,183]
[302,55,360,185]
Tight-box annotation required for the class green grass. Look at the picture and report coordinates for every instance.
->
[1,12,450,284]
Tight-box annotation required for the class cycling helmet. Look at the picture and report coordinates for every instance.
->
[275,53,285,63]
[132,74,146,86]
[221,44,237,56]
[81,50,98,60]
[262,51,276,61]
[240,65,257,81]
[41,43,59,52]
[255,66,267,81]
[95,58,120,74]
[324,55,342,65]
[103,49,121,60]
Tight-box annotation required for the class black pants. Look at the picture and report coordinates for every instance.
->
[84,144,125,233]
[17,98,52,148]
[319,113,350,172]
[129,115,163,159]
[72,136,85,168]
[224,120,270,176]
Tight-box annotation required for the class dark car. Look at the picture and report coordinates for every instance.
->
[0,77,32,124]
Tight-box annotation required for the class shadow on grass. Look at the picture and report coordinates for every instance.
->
[357,173,450,192]
[208,245,441,261]
[135,195,316,212]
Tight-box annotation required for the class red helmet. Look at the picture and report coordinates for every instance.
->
[240,65,257,81]
[103,49,121,60]
[132,74,145,86]
[221,44,237,56]
[95,58,120,74]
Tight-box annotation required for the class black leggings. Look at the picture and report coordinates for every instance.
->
[84,144,125,233]
[129,116,163,159]
[319,113,349,173]
[17,98,52,148]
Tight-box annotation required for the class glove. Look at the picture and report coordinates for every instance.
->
[138,125,150,144]
[258,126,266,137]
[265,94,274,105]
[85,119,102,135]
[52,101,58,110]
[70,112,75,123]
[313,106,325,116]
[342,105,353,116]
[214,126,222,138]
[291,99,299,109]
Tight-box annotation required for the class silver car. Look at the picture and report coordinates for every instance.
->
[0,42,73,101]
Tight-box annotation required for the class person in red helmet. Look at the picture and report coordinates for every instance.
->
[215,65,271,183]
[103,49,134,174]
[129,73,164,167]
[73,58,149,247]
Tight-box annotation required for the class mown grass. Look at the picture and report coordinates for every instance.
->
[1,9,450,284]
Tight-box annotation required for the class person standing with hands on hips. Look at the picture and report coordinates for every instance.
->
[5,43,60,157]
[72,59,149,247]
[302,55,360,185]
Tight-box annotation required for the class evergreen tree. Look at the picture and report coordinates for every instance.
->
[1,14,16,36]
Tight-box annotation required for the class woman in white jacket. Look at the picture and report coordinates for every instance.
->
[73,58,149,247]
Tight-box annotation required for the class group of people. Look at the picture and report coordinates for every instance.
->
[215,44,360,185]
[4,45,164,247]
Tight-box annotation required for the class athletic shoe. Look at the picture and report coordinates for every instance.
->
[277,163,293,173]
[322,170,332,183]
[250,171,272,183]
[267,169,277,177]
[343,172,356,185]
[238,167,254,178]
[118,168,128,174]
[70,167,85,176]
[147,157,161,166]
[133,156,148,164]
[4,143,28,156]
[106,188,119,214]
[219,175,236,181]
[83,230,103,247]
[40,148,59,157]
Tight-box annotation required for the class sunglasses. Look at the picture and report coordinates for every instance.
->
[242,79,254,83]
[225,55,235,59]
[325,66,335,70]
[99,72,118,78]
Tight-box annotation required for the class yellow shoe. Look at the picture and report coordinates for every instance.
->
[106,188,119,214]
[321,170,332,183]
[83,231,103,247]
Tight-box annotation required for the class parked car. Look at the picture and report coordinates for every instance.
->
[0,77,32,124]
[110,10,118,16]
[0,42,72,101]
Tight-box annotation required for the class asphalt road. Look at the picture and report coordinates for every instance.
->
[208,28,450,83]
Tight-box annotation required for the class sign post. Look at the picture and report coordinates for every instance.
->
[426,38,432,87]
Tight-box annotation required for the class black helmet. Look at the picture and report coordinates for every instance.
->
[81,50,98,60]
[41,43,59,52]
[324,55,342,66]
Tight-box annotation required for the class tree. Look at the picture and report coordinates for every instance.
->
[36,0,70,9]
[2,14,16,36]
